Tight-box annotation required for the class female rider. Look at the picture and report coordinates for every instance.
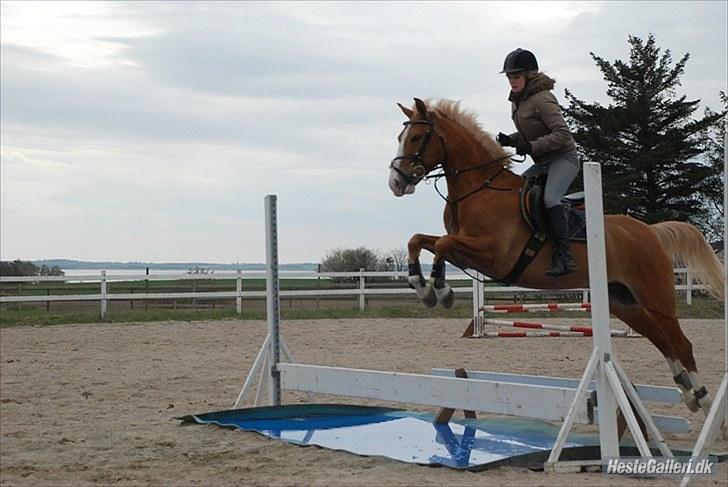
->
[496,48,580,277]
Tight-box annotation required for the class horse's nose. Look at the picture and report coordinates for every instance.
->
[388,172,404,196]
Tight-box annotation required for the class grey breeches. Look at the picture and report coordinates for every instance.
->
[542,152,580,209]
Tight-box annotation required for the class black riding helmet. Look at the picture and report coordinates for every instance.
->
[500,48,538,73]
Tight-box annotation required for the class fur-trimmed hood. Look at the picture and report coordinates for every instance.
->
[509,73,556,102]
[523,73,555,98]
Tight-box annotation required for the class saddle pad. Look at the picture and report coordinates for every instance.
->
[566,207,587,242]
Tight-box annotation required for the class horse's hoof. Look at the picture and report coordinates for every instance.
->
[421,286,437,308]
[684,396,700,412]
[440,289,455,309]
[697,395,713,417]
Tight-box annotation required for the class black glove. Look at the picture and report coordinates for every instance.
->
[516,141,532,155]
[496,132,513,147]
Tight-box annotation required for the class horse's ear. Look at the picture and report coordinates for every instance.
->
[414,98,427,117]
[397,102,414,119]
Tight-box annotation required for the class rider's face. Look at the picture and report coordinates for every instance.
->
[507,73,527,93]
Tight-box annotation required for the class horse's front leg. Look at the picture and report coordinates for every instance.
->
[429,258,455,309]
[407,233,441,308]
[431,233,495,308]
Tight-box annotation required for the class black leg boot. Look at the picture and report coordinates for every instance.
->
[545,205,577,277]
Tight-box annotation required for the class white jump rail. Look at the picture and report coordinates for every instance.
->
[431,368,690,434]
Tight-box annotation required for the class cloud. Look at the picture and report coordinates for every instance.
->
[1,1,726,263]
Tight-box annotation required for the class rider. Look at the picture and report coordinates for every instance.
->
[496,48,580,277]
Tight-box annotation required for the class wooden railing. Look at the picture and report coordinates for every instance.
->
[0,268,706,319]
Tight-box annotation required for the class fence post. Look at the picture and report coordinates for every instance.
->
[236,270,242,314]
[685,268,692,305]
[100,270,107,320]
[316,264,321,309]
[359,268,366,311]
[144,267,149,310]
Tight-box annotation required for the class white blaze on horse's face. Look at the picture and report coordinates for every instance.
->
[389,124,416,197]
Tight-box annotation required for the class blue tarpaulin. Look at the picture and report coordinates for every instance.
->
[178,403,603,470]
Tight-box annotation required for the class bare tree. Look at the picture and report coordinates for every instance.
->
[384,248,409,272]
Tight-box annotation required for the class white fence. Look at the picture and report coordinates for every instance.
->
[0,268,705,319]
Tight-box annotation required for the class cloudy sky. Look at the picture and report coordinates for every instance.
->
[1,1,726,264]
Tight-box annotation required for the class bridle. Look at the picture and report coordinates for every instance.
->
[388,120,444,186]
[389,118,521,204]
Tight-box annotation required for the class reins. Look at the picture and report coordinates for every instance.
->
[427,153,521,206]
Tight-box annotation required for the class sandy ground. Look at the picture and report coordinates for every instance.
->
[1,317,726,486]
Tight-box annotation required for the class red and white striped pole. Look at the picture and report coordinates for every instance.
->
[480,302,591,313]
[480,317,628,337]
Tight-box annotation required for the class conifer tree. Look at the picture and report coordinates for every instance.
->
[698,92,726,241]
[564,34,724,228]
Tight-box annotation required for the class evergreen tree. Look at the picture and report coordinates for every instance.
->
[698,92,726,242]
[563,34,724,226]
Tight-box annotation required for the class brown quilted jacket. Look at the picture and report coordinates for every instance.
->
[507,73,577,164]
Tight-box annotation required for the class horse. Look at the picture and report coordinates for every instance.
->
[388,97,725,416]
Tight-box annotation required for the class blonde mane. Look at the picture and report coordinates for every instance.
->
[428,99,512,168]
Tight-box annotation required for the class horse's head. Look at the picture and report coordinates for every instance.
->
[388,98,447,197]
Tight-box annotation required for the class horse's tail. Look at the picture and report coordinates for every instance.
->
[650,221,725,300]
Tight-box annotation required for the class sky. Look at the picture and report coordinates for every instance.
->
[1,1,726,264]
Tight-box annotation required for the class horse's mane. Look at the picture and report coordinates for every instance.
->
[428,99,512,168]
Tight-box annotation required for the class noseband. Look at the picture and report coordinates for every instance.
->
[389,120,444,186]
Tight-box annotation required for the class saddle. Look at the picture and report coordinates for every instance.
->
[499,177,587,285]
[521,177,587,241]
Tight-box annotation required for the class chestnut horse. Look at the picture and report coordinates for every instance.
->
[388,98,725,415]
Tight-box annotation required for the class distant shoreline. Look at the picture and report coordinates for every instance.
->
[30,259,456,274]
[33,259,318,272]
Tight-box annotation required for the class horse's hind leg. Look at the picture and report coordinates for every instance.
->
[610,289,712,415]
[667,359,712,413]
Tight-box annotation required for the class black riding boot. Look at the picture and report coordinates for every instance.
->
[546,205,577,277]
